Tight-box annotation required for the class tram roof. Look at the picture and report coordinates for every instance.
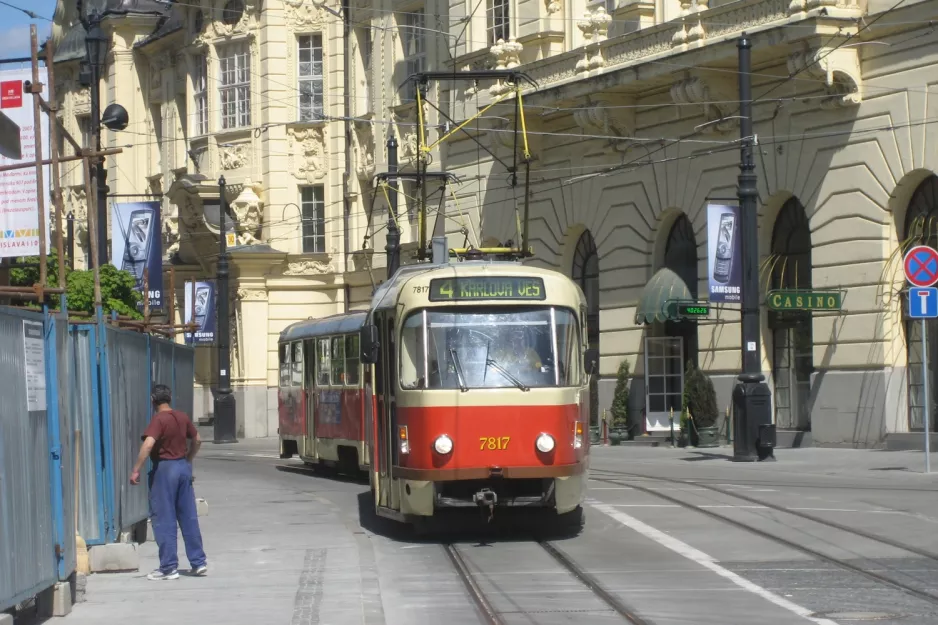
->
[368,261,586,313]
[279,310,368,343]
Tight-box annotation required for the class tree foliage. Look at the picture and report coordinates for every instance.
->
[683,360,719,428]
[610,358,630,428]
[10,252,143,319]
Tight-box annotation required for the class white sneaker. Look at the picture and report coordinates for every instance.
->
[147,569,179,581]
[192,565,208,576]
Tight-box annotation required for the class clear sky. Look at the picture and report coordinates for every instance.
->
[0,0,56,60]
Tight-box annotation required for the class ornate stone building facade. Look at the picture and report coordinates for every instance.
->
[50,0,938,445]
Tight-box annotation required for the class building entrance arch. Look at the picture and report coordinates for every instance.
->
[572,230,600,428]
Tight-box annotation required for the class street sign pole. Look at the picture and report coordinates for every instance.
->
[922,317,930,474]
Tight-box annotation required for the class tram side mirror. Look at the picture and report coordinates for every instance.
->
[584,348,599,376]
[361,324,380,364]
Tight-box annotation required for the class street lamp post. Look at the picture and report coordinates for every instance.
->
[214,176,237,443]
[84,11,109,267]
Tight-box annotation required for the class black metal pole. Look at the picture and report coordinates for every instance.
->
[386,135,401,280]
[66,212,74,270]
[733,34,774,462]
[214,176,237,443]
[87,15,108,267]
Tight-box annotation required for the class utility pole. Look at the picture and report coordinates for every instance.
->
[732,34,774,462]
[214,176,237,443]
[385,135,401,279]
[83,11,110,267]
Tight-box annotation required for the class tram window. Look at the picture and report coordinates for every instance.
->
[317,338,331,386]
[331,336,346,385]
[400,313,424,389]
[292,342,304,386]
[345,334,360,386]
[555,311,581,385]
[279,343,291,387]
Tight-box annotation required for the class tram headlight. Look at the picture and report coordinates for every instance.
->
[574,421,584,450]
[433,434,454,455]
[536,433,555,453]
[399,425,410,455]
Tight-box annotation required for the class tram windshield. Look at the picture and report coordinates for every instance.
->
[400,307,581,390]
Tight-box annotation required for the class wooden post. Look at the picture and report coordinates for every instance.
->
[28,25,48,291]
[44,42,66,291]
[82,156,102,307]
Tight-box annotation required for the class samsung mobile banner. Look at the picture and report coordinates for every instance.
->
[706,203,742,304]
[184,280,216,345]
[0,68,51,258]
[112,201,163,309]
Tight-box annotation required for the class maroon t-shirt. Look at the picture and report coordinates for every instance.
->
[142,409,198,462]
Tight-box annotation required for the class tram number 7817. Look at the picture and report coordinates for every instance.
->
[480,436,510,450]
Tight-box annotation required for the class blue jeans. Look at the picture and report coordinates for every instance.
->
[148,458,207,573]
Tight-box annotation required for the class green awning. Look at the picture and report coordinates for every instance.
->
[634,268,693,325]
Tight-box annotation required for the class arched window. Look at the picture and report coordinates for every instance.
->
[905,175,938,432]
[769,197,813,431]
[572,230,599,345]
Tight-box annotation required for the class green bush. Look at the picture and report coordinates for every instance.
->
[10,251,143,319]
[610,358,630,429]
[683,360,719,428]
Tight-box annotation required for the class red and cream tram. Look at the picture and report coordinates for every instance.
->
[278,311,371,474]
[278,261,595,527]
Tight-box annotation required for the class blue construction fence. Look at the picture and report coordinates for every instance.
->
[0,306,195,613]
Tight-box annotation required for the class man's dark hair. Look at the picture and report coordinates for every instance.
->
[151,384,172,406]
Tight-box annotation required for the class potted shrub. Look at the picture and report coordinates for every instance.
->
[684,361,720,448]
[609,359,630,445]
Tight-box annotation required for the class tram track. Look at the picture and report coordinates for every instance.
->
[444,540,653,625]
[589,469,938,608]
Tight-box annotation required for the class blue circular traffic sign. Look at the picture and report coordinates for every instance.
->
[904,245,938,288]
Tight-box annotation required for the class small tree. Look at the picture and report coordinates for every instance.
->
[10,252,143,319]
[683,360,719,428]
[610,358,630,429]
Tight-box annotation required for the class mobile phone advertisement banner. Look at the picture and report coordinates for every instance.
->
[0,68,52,259]
[111,201,163,309]
[706,203,742,304]
[184,280,216,345]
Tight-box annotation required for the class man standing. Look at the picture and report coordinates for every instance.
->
[130,384,208,580]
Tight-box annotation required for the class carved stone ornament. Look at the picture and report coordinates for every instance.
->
[489,39,524,96]
[220,144,248,170]
[211,0,252,37]
[672,0,709,46]
[230,179,264,245]
[576,7,612,73]
[786,45,862,108]
[282,259,335,275]
[287,127,326,182]
[236,287,267,301]
[670,76,736,133]
[64,186,88,246]
[353,122,376,180]
[73,88,90,114]
[283,0,326,31]
[572,100,636,144]
[163,202,181,257]
[545,0,562,13]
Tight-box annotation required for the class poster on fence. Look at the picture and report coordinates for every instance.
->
[706,203,742,304]
[0,68,51,258]
[112,201,163,310]
[184,280,216,345]
[23,320,46,412]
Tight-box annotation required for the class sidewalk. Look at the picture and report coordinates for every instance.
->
[58,439,383,625]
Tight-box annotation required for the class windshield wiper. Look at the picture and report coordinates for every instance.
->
[485,358,529,392]
[449,348,468,392]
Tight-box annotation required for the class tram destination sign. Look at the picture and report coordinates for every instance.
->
[428,276,546,301]
[767,290,842,311]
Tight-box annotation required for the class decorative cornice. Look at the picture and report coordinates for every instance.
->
[787,45,862,108]
[236,287,267,301]
[282,259,335,276]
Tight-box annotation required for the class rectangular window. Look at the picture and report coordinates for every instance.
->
[218,44,251,129]
[193,55,208,135]
[401,10,425,103]
[77,115,92,149]
[345,334,360,386]
[292,342,304,386]
[300,186,325,253]
[297,34,324,121]
[486,0,509,46]
[316,338,331,386]
[279,343,292,388]
[331,336,346,385]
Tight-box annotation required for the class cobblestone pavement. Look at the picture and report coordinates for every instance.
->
[51,441,938,625]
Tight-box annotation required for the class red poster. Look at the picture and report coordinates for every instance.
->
[0,81,22,109]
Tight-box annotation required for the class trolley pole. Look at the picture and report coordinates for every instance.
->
[214,176,237,444]
[386,135,401,280]
[732,34,774,462]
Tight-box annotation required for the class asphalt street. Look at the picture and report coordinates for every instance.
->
[52,440,938,625]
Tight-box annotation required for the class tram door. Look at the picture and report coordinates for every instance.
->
[303,339,317,460]
[372,311,397,509]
